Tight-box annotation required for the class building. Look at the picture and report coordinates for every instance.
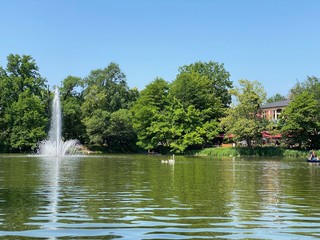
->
[260,99,291,122]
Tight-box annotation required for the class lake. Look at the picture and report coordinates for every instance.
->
[0,154,319,239]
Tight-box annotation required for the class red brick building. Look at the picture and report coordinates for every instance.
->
[260,99,290,122]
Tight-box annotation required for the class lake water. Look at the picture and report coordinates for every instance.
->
[0,154,319,239]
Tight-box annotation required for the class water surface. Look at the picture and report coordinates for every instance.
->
[0,154,319,239]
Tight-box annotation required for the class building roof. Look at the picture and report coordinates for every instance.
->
[260,99,291,109]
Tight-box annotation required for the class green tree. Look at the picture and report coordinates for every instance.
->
[84,109,110,145]
[177,61,232,108]
[289,76,320,100]
[0,54,48,152]
[105,109,137,151]
[132,61,231,153]
[164,61,231,151]
[60,76,86,142]
[146,99,221,153]
[279,91,320,148]
[220,79,266,147]
[131,78,170,151]
[170,71,224,119]
[82,63,138,147]
[9,90,47,151]
[83,62,135,112]
[267,93,286,103]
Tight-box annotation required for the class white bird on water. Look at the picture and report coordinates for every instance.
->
[161,154,175,164]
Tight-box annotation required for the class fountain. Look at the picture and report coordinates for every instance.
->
[37,87,80,156]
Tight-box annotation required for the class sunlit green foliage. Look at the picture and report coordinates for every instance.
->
[131,78,170,151]
[60,76,86,142]
[0,54,49,152]
[279,91,320,148]
[266,93,286,103]
[81,63,139,148]
[132,61,231,153]
[289,76,320,100]
[195,146,306,157]
[1,53,319,153]
[105,109,137,151]
[220,79,266,147]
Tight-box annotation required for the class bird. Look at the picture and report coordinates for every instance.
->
[168,154,175,164]
[161,154,175,164]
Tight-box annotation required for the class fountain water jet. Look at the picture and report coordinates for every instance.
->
[37,87,80,156]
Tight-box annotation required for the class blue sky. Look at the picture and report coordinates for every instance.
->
[1,0,319,98]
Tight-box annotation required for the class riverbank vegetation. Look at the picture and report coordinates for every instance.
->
[0,54,319,155]
[192,146,307,158]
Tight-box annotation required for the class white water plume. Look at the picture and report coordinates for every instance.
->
[37,87,80,156]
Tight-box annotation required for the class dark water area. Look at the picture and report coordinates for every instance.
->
[0,154,319,239]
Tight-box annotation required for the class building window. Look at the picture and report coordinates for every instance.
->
[275,109,282,120]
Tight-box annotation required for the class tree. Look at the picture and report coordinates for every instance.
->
[289,76,320,100]
[9,90,47,151]
[131,78,170,151]
[60,76,86,142]
[279,91,320,148]
[166,61,231,151]
[105,109,137,151]
[177,61,232,108]
[170,71,224,120]
[132,61,232,153]
[84,109,110,145]
[83,62,135,112]
[267,93,286,103]
[220,79,266,147]
[0,54,49,152]
[171,61,232,119]
[81,63,138,147]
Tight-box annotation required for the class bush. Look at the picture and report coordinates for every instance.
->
[194,146,307,158]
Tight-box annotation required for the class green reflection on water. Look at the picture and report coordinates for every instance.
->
[0,154,319,239]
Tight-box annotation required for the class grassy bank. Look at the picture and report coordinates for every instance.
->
[193,146,307,158]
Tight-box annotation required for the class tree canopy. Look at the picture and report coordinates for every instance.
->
[1,53,319,153]
[0,54,49,152]
[280,80,320,149]
[81,62,139,148]
[220,79,266,147]
[267,93,286,103]
[132,61,232,153]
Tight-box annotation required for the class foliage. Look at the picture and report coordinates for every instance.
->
[148,99,217,153]
[132,61,231,153]
[266,93,286,103]
[195,146,307,158]
[105,109,137,151]
[220,79,266,147]
[289,76,320,100]
[131,78,170,150]
[81,63,139,146]
[171,61,232,119]
[0,54,49,152]
[279,91,320,148]
[9,90,47,151]
[60,76,86,142]
[84,109,110,145]
[1,53,320,154]
[167,61,231,151]
[177,61,232,108]
[83,62,138,112]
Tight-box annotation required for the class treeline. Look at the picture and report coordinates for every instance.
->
[220,77,320,150]
[0,54,232,153]
[0,54,319,154]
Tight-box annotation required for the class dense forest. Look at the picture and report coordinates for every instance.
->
[0,54,319,153]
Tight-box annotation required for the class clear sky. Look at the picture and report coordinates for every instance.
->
[1,0,319,98]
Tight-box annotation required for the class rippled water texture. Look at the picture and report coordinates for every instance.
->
[0,155,320,239]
